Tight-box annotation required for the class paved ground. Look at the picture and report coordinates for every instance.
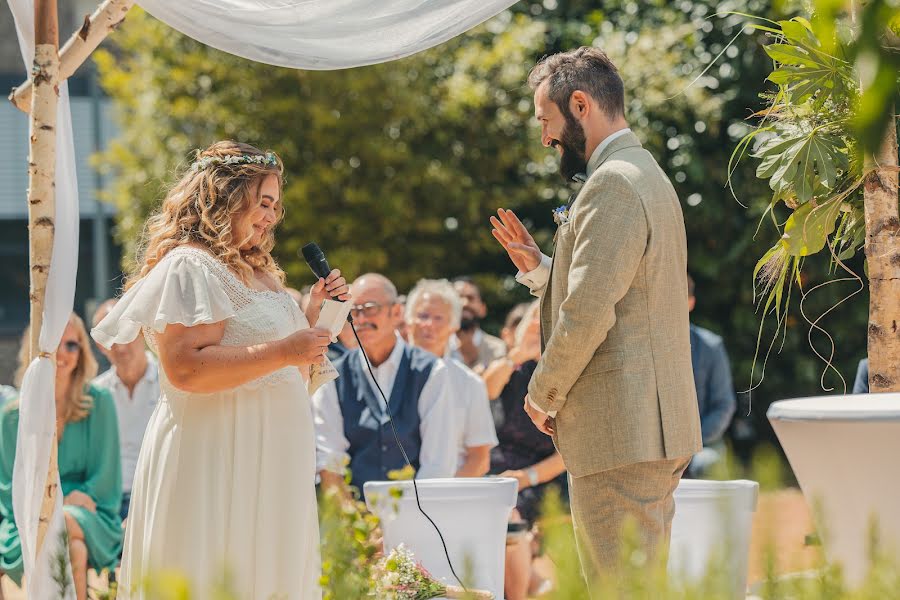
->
[0,488,817,599]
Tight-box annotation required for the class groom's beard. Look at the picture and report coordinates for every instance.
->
[555,114,588,182]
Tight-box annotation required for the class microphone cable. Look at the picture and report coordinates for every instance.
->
[346,315,467,591]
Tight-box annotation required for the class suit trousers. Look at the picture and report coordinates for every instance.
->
[568,456,691,591]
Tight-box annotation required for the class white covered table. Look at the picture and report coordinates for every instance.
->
[768,393,900,584]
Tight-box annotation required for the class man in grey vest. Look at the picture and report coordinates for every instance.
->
[491,47,702,587]
[312,273,457,497]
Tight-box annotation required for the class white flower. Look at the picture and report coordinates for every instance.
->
[190,151,277,172]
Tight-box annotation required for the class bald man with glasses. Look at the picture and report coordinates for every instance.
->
[311,273,458,498]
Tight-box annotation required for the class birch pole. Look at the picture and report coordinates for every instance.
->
[29,0,60,556]
[9,0,134,114]
[863,115,900,393]
[853,0,900,393]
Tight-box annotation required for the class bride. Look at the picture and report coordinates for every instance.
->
[92,141,347,599]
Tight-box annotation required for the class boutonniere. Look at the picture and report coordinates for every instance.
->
[552,204,570,226]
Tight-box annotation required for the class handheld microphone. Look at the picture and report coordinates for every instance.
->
[301,242,332,281]
[301,242,351,323]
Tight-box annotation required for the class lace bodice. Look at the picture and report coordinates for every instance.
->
[157,247,307,396]
[91,245,309,399]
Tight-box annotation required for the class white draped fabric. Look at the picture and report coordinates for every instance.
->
[8,0,517,596]
[9,0,79,597]
[137,0,519,69]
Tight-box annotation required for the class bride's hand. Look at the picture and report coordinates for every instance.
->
[281,327,332,366]
[309,269,351,307]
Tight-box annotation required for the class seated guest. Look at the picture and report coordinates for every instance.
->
[853,358,869,394]
[91,299,160,523]
[405,279,498,477]
[490,302,567,600]
[312,274,457,498]
[395,294,410,342]
[451,277,507,372]
[686,274,737,477]
[0,314,122,600]
[482,302,535,400]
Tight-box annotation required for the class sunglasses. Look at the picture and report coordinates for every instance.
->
[60,340,81,353]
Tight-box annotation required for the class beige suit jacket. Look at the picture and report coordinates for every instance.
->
[526,131,702,477]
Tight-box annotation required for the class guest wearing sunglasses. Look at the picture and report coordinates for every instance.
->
[0,314,122,600]
[312,274,457,499]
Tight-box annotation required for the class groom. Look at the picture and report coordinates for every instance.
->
[491,47,702,586]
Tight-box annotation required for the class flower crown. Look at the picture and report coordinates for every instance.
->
[190,151,278,173]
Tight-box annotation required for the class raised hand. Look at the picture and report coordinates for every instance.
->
[490,208,542,273]
[282,327,332,366]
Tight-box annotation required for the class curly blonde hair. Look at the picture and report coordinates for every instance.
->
[127,140,286,290]
[14,313,98,423]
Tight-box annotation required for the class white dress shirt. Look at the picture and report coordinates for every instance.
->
[92,352,160,494]
[444,357,498,469]
[312,336,458,479]
[515,128,634,419]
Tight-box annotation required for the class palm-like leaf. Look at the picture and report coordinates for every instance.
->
[763,18,854,106]
[753,127,849,203]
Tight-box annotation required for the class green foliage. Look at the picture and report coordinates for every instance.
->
[318,488,380,599]
[763,16,855,107]
[753,127,849,204]
[95,0,873,452]
[52,529,73,598]
[810,0,900,155]
[728,13,882,396]
[94,8,549,303]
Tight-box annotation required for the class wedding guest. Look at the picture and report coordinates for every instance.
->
[452,277,507,372]
[313,274,457,498]
[490,301,567,600]
[395,294,410,342]
[92,141,344,598]
[853,358,869,394]
[481,303,535,400]
[405,278,497,477]
[686,274,736,478]
[91,299,159,523]
[0,314,122,600]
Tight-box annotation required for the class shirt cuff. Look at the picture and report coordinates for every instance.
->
[528,394,557,418]
[515,254,552,292]
[316,451,349,474]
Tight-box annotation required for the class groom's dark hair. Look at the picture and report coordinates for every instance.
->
[527,47,625,120]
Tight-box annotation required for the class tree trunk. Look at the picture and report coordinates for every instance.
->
[30,0,60,557]
[9,0,134,114]
[863,117,900,393]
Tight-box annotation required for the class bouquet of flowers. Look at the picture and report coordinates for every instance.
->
[372,544,494,599]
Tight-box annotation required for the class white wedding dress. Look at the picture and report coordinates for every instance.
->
[92,246,321,599]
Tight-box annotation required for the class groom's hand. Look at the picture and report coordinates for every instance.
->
[491,208,542,273]
[524,394,555,436]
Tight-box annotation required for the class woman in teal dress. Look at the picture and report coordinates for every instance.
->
[0,313,122,600]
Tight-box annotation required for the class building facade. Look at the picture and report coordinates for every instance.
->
[1,1,121,383]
